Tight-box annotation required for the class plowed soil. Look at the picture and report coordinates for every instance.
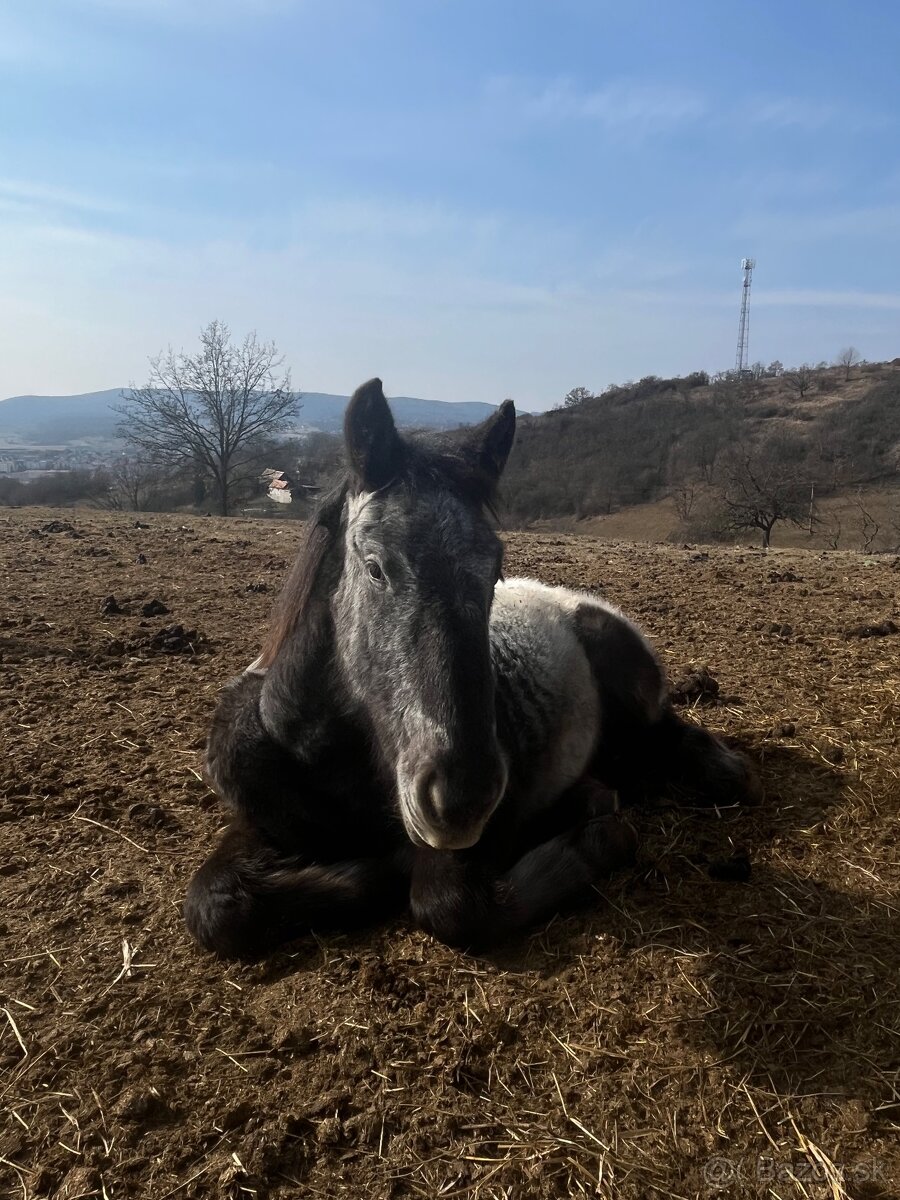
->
[2,508,899,1200]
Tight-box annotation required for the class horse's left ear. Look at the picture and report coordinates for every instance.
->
[465,400,516,482]
[344,378,404,490]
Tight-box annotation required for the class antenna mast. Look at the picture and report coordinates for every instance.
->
[735,257,755,374]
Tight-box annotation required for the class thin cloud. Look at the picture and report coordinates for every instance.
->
[487,77,707,135]
[0,177,123,216]
[745,95,890,132]
[57,0,305,24]
[736,203,900,242]
[757,288,900,311]
[735,166,837,200]
[294,198,502,243]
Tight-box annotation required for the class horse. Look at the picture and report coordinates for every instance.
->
[184,379,756,959]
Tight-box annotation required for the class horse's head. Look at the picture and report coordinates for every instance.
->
[334,378,516,851]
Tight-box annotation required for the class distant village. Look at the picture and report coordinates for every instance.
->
[0,435,321,513]
[0,441,115,479]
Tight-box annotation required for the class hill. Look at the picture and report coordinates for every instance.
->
[0,390,125,442]
[294,392,497,433]
[500,360,900,551]
[0,388,497,442]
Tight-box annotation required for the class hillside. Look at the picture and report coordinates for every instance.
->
[500,360,900,551]
[0,388,497,442]
[0,390,125,442]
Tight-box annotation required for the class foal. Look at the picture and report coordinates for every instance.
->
[185,379,755,957]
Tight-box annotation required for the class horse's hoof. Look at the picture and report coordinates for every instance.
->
[576,814,637,876]
[738,756,764,805]
[582,778,621,817]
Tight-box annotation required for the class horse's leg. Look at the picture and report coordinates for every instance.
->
[594,700,759,809]
[190,671,408,958]
[409,779,636,951]
[632,705,760,807]
[573,601,758,808]
[204,671,318,844]
[184,825,411,960]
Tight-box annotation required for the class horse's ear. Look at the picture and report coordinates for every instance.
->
[344,378,403,490]
[464,399,516,482]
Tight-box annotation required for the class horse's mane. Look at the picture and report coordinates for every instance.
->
[257,432,502,670]
[257,479,348,670]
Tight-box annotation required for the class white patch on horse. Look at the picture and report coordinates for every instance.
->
[497,576,667,714]
[490,578,601,811]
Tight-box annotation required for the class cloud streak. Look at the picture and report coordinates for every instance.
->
[487,77,707,135]
[736,204,900,243]
[744,95,890,133]
[489,78,891,141]
[55,0,306,25]
[0,177,123,216]
[757,288,900,311]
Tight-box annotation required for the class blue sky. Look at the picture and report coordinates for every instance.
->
[2,0,898,409]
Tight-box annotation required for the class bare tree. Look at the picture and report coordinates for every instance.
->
[836,346,861,381]
[721,443,809,548]
[822,516,842,550]
[118,321,299,516]
[784,364,814,398]
[672,479,697,521]
[889,502,900,554]
[99,456,179,511]
[853,491,880,553]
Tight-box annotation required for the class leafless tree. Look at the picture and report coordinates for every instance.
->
[836,346,861,381]
[98,456,179,511]
[854,492,880,553]
[720,442,810,548]
[673,480,697,521]
[784,364,814,398]
[889,502,900,554]
[117,321,299,516]
[822,517,842,550]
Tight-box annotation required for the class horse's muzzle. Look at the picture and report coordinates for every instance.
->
[405,752,507,851]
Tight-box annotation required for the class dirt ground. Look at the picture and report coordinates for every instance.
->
[1,507,899,1200]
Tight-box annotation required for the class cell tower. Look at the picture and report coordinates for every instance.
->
[734,257,755,374]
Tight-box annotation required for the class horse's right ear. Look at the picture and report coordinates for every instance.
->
[464,399,516,483]
[344,378,403,491]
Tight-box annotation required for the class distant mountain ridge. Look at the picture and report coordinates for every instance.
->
[0,388,497,443]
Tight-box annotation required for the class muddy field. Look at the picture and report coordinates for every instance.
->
[1,507,899,1200]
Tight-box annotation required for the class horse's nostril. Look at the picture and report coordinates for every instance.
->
[414,765,445,824]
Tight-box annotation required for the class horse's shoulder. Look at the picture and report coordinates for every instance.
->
[490,578,588,676]
[493,576,622,627]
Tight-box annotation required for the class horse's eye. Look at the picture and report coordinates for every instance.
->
[365,559,385,584]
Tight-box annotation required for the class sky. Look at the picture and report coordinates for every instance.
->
[1,0,899,410]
